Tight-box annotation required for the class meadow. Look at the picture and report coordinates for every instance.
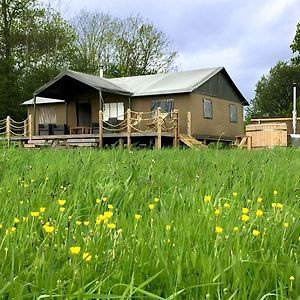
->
[0,147,299,299]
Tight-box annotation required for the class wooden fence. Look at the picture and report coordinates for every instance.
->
[0,115,32,142]
[246,123,287,148]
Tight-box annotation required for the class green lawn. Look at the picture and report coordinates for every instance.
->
[0,148,299,299]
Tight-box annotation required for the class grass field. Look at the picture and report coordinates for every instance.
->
[0,147,299,299]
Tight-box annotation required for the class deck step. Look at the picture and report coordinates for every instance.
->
[179,134,206,149]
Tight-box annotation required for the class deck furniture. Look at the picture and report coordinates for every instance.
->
[70,126,91,134]
[53,124,68,135]
[38,124,52,135]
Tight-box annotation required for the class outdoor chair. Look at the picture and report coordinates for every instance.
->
[38,124,52,135]
[52,124,68,135]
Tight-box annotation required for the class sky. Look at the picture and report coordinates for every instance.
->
[54,0,300,101]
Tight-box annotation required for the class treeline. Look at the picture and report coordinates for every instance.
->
[248,23,300,118]
[0,1,177,120]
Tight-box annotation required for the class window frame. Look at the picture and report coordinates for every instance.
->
[151,99,174,113]
[103,102,124,121]
[203,99,213,119]
[229,103,238,123]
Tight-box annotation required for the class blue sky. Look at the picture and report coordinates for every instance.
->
[52,0,300,101]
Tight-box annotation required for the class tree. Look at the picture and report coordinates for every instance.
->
[248,61,300,118]
[291,22,300,65]
[71,12,177,77]
[0,1,76,119]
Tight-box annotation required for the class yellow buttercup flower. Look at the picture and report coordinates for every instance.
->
[83,221,89,226]
[276,203,283,209]
[223,203,230,209]
[233,226,239,232]
[256,209,263,217]
[204,195,211,203]
[0,224,2,229]
[257,197,263,203]
[59,207,65,212]
[242,207,249,214]
[252,229,260,237]
[273,190,278,195]
[154,197,160,203]
[43,224,55,233]
[57,199,66,206]
[283,222,289,228]
[102,197,108,202]
[108,204,113,209]
[215,226,223,234]
[214,209,221,216]
[23,217,29,222]
[75,220,82,225]
[70,246,81,255]
[83,252,92,262]
[271,202,277,208]
[149,204,155,210]
[13,217,20,224]
[107,223,116,229]
[6,227,16,234]
[96,198,101,204]
[134,214,142,221]
[241,214,249,222]
[232,192,238,197]
[104,211,113,219]
[39,207,46,213]
[31,211,40,217]
[166,224,172,231]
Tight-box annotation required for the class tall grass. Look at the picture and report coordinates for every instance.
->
[0,148,299,299]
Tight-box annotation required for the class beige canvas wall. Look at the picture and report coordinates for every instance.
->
[131,93,244,138]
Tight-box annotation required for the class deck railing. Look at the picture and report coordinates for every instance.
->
[0,108,180,149]
[0,115,32,142]
[99,108,179,148]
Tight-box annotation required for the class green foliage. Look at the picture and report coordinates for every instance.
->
[248,61,300,118]
[0,148,300,299]
[0,0,76,120]
[70,12,178,77]
[291,22,300,65]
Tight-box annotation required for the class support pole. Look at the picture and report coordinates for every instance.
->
[99,110,103,148]
[247,136,252,151]
[292,83,297,135]
[6,116,10,142]
[127,109,131,149]
[173,109,179,148]
[28,114,33,140]
[156,107,162,149]
[187,111,192,136]
[33,94,37,135]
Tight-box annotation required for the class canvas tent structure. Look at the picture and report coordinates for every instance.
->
[21,67,248,147]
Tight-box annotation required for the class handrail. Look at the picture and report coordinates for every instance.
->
[0,115,33,141]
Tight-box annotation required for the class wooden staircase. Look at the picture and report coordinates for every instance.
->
[179,134,206,149]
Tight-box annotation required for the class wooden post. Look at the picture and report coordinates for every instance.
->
[156,107,162,149]
[23,118,27,136]
[187,112,192,136]
[28,114,33,140]
[127,109,131,149]
[99,110,103,148]
[247,135,252,150]
[33,94,37,135]
[6,116,11,142]
[173,109,179,148]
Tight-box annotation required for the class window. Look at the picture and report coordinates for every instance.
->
[203,99,213,119]
[38,106,56,124]
[229,104,237,123]
[151,99,174,113]
[103,102,124,121]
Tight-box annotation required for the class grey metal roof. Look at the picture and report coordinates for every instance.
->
[32,67,247,105]
[34,70,131,97]
[22,97,65,105]
[108,67,223,97]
